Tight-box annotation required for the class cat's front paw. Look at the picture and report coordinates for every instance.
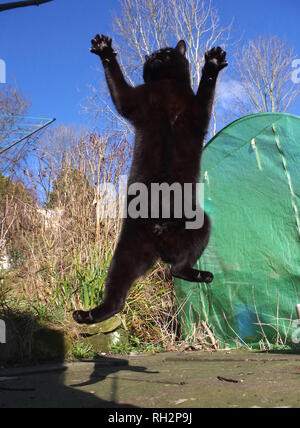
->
[204,47,228,75]
[90,34,117,61]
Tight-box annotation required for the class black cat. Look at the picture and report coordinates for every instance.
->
[73,35,227,325]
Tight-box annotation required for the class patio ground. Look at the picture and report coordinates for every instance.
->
[0,350,299,408]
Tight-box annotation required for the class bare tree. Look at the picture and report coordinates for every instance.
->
[0,86,28,139]
[0,0,53,12]
[235,36,300,114]
[89,0,232,137]
[0,196,16,270]
[114,0,231,90]
[0,86,30,174]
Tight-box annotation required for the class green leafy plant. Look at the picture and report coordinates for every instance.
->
[72,341,96,359]
[55,247,111,311]
[75,249,110,310]
[109,335,165,355]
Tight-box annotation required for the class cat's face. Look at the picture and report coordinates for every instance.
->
[143,40,190,84]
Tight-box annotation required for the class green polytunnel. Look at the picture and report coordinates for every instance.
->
[174,113,300,349]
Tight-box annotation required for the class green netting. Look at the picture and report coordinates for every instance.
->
[174,113,300,350]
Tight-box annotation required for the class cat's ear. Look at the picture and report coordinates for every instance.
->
[176,40,186,56]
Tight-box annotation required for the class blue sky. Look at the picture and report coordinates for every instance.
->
[1,0,300,129]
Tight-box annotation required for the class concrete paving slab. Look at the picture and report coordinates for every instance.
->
[0,351,299,408]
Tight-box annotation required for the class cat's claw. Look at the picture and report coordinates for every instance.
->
[204,47,228,74]
[90,34,117,60]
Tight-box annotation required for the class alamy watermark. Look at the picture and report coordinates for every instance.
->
[292,59,300,84]
[292,304,300,344]
[0,59,6,84]
[0,319,6,344]
[292,320,300,344]
[95,176,205,230]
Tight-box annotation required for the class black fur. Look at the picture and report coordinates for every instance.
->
[73,35,227,325]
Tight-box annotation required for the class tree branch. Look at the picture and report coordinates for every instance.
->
[0,0,53,12]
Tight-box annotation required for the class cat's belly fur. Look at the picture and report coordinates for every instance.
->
[129,123,203,186]
[127,81,204,224]
[129,81,203,186]
[126,122,202,224]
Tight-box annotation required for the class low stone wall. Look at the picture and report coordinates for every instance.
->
[0,313,128,364]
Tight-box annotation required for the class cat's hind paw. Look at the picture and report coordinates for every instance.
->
[73,310,94,325]
[198,271,214,284]
[73,300,125,325]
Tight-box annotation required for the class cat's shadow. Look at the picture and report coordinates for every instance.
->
[1,355,159,408]
[69,355,160,405]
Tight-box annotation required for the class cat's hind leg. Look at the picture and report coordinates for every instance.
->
[73,221,158,325]
[160,213,214,284]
